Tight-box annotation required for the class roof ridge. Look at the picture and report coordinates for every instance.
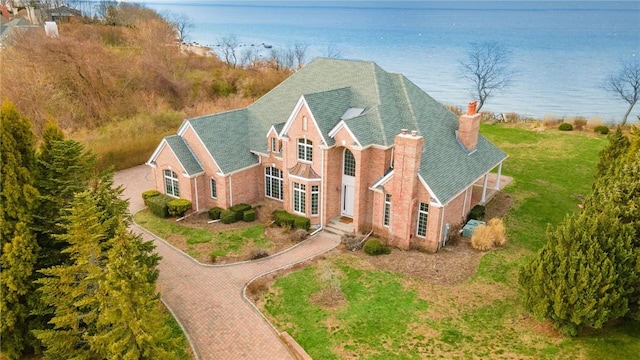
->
[370,62,389,146]
[398,75,419,133]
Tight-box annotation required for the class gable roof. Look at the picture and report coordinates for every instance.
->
[164,135,203,176]
[152,58,506,203]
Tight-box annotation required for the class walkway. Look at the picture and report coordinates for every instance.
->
[114,166,341,359]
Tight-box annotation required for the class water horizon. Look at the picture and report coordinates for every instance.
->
[141,1,640,123]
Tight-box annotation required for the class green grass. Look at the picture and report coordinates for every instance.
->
[134,210,272,258]
[160,303,193,359]
[262,125,640,359]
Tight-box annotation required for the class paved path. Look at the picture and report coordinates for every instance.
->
[114,165,341,359]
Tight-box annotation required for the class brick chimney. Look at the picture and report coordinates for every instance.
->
[458,101,481,152]
[389,129,424,249]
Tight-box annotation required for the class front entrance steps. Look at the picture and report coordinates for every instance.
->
[324,216,354,237]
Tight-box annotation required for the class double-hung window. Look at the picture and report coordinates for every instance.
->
[270,137,278,153]
[164,169,179,197]
[383,194,391,226]
[293,182,306,213]
[210,178,217,198]
[416,202,429,237]
[311,185,319,215]
[265,166,283,200]
[297,138,312,162]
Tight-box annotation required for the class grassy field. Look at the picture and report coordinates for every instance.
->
[261,125,640,359]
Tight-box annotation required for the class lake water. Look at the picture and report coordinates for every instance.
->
[144,1,640,122]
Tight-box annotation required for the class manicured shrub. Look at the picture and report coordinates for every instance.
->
[221,209,239,224]
[594,125,610,135]
[167,199,192,217]
[272,210,310,230]
[229,203,251,213]
[363,238,391,256]
[208,207,224,220]
[250,249,269,260]
[146,194,172,218]
[467,205,486,221]
[558,123,573,131]
[142,189,160,203]
[243,209,256,222]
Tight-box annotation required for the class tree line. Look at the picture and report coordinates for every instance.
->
[519,127,640,336]
[0,101,182,359]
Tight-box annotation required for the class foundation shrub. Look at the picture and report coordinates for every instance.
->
[208,207,224,220]
[559,123,573,131]
[167,199,192,217]
[142,189,161,202]
[221,209,240,224]
[467,205,486,221]
[272,210,310,230]
[146,193,172,218]
[341,233,364,251]
[250,249,269,260]
[230,203,252,213]
[243,209,257,222]
[363,238,391,256]
[594,125,610,135]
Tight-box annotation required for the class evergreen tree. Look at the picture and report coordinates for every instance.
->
[92,222,178,359]
[519,207,638,335]
[34,122,96,268]
[594,126,630,178]
[34,191,107,359]
[0,101,40,358]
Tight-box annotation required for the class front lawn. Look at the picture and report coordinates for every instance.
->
[134,210,292,263]
[258,125,640,359]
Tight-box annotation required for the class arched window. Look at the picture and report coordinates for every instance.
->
[343,149,356,176]
[297,138,313,162]
[164,169,179,197]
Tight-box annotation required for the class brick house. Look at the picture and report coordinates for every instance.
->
[147,58,508,252]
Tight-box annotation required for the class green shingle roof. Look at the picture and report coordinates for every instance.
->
[165,135,203,176]
[172,58,506,204]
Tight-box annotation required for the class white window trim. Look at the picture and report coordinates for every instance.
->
[383,193,391,227]
[416,202,429,238]
[210,178,217,199]
[311,185,319,216]
[265,166,283,201]
[164,169,179,198]
[293,182,306,214]
[297,138,313,162]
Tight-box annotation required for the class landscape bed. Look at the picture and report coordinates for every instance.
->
[252,124,640,359]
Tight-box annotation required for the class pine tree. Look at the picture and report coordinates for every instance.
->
[0,101,40,358]
[519,207,638,335]
[92,222,178,359]
[34,191,107,359]
[594,126,630,179]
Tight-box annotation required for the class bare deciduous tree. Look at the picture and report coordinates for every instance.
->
[293,42,308,69]
[168,13,193,43]
[217,35,239,68]
[459,42,514,111]
[604,59,640,125]
[324,44,343,59]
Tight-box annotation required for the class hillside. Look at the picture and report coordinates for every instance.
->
[0,5,292,169]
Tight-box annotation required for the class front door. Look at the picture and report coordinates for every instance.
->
[341,149,356,217]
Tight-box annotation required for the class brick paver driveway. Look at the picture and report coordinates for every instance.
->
[114,165,340,359]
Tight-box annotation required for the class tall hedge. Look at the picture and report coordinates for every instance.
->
[146,194,172,218]
[273,210,310,230]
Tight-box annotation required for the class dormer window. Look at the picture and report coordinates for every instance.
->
[270,137,278,152]
[297,138,312,162]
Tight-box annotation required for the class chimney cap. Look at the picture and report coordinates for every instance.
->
[401,129,408,135]
[411,130,417,136]
[467,101,478,115]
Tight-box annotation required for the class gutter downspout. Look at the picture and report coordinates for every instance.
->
[229,173,233,207]
[194,174,200,212]
[319,147,325,231]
